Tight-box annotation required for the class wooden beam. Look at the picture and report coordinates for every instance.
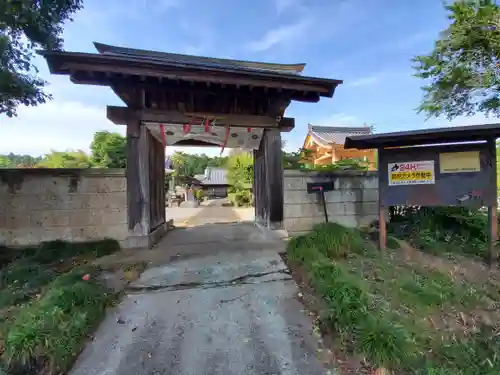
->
[107,106,294,129]
[279,118,295,132]
[68,64,333,94]
[70,71,319,104]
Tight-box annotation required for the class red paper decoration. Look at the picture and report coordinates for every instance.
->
[220,125,231,155]
[160,124,166,146]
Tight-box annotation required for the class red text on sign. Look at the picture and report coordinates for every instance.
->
[399,163,418,172]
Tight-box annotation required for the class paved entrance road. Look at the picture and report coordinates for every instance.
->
[71,208,331,375]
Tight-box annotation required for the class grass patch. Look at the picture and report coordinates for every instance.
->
[0,260,56,308]
[0,239,121,267]
[287,222,500,374]
[0,239,121,375]
[388,206,494,260]
[2,267,116,374]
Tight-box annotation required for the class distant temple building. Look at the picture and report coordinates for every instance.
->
[302,124,376,170]
[193,167,230,198]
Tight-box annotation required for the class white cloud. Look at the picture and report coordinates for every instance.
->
[246,19,311,52]
[274,0,301,14]
[442,113,500,128]
[347,73,384,88]
[396,31,436,49]
[177,17,216,56]
[0,100,237,157]
[315,113,362,126]
[0,101,122,156]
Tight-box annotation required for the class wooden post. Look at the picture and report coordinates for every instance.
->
[488,138,498,265]
[253,139,267,225]
[377,148,387,250]
[379,205,387,251]
[263,129,284,229]
[159,139,166,224]
[126,118,151,236]
[148,133,166,231]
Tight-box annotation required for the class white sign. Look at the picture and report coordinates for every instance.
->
[388,160,435,186]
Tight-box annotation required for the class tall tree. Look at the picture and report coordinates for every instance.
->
[169,151,228,177]
[39,150,92,168]
[90,131,127,168]
[0,0,84,117]
[413,0,500,120]
[0,153,42,167]
[226,152,253,189]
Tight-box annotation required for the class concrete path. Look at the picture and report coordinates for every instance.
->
[72,208,330,375]
[166,203,254,227]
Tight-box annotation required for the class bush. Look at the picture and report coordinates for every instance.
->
[228,189,253,207]
[193,189,204,202]
[389,206,492,259]
[288,222,376,260]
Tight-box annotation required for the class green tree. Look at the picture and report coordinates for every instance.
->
[0,153,42,167]
[39,150,92,168]
[169,151,227,178]
[226,152,253,189]
[0,0,83,117]
[90,131,127,168]
[0,155,10,168]
[413,0,500,119]
[207,155,228,168]
[226,152,254,207]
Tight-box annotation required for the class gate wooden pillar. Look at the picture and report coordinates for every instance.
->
[126,118,151,237]
[148,133,166,232]
[126,118,169,248]
[254,129,284,229]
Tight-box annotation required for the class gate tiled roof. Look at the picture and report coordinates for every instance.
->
[309,124,372,146]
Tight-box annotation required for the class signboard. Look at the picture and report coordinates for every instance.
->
[379,144,495,207]
[439,151,480,174]
[388,160,435,186]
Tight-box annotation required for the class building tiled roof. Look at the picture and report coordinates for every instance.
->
[94,42,306,75]
[309,124,372,146]
[193,167,228,186]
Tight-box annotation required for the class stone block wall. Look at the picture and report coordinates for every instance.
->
[0,169,128,247]
[283,169,379,235]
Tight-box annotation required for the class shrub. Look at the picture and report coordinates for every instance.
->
[389,206,492,259]
[289,222,376,260]
[193,189,204,202]
[228,189,253,207]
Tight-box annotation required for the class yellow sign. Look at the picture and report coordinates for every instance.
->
[439,151,480,174]
[390,171,434,183]
[388,161,435,186]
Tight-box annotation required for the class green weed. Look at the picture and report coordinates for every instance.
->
[0,239,121,375]
[2,267,115,374]
[287,222,500,374]
[389,206,493,260]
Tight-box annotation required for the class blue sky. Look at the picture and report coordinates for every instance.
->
[2,0,498,157]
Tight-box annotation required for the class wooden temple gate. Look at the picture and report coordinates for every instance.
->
[40,42,342,247]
